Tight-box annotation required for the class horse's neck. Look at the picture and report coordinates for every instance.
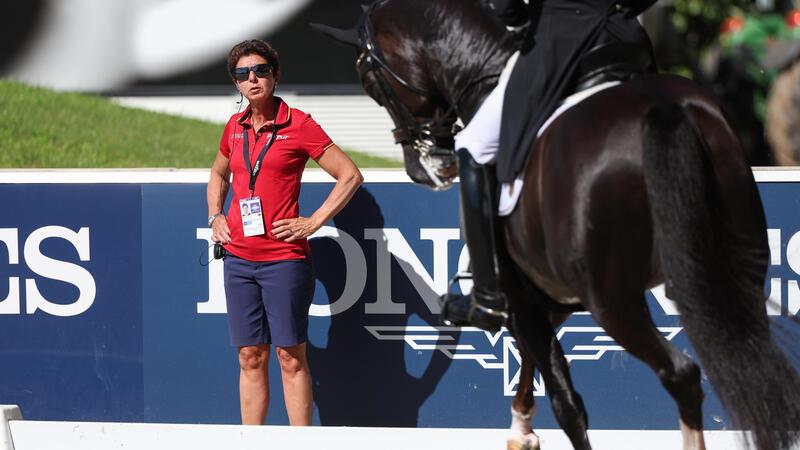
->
[389,0,512,123]
[446,53,510,125]
[461,69,502,125]
[436,26,513,124]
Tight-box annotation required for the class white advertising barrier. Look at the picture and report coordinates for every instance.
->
[0,405,770,450]
[1,168,799,448]
[2,167,800,183]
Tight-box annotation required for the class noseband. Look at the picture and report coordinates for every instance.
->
[355,1,461,190]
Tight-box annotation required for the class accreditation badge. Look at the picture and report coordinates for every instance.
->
[239,197,265,237]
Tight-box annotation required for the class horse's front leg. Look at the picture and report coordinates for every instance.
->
[507,331,540,450]
[511,308,591,450]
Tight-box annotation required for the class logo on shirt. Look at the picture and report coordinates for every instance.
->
[230,133,288,140]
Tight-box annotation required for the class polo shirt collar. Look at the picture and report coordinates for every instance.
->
[237,96,291,129]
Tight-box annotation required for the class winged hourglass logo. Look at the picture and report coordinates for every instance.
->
[364,325,682,397]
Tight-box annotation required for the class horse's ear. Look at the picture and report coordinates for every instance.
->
[309,23,360,48]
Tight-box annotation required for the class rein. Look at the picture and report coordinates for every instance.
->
[355,1,501,189]
[357,2,456,146]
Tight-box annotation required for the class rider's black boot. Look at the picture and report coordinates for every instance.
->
[440,148,508,332]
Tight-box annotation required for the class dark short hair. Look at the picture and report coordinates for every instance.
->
[227,39,280,82]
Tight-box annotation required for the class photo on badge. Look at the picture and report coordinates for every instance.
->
[240,197,265,237]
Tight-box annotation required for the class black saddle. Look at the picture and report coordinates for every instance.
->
[572,41,654,93]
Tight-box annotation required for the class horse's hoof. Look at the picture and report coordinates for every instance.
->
[506,432,540,450]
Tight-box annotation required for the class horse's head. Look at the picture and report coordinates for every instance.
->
[311,2,460,190]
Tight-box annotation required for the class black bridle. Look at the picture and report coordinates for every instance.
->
[355,1,499,190]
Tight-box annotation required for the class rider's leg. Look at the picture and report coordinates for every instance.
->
[439,53,519,332]
[440,149,508,332]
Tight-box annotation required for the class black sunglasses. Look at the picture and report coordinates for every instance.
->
[232,63,272,81]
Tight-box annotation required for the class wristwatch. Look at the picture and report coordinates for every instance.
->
[208,213,224,227]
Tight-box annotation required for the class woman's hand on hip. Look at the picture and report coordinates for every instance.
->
[271,217,319,242]
[212,216,231,244]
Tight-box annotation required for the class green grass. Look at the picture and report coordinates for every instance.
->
[0,80,401,169]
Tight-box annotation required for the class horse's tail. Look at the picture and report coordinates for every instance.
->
[642,102,800,450]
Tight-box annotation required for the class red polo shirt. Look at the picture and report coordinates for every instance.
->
[219,97,333,261]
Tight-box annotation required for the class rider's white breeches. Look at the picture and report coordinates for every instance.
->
[454,51,519,165]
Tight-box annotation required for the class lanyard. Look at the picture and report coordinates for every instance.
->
[242,124,278,194]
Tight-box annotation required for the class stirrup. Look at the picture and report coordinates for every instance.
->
[439,271,473,327]
[440,272,508,332]
[468,299,508,323]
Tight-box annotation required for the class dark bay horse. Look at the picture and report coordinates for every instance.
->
[312,1,800,449]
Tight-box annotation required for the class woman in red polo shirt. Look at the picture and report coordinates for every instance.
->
[206,39,363,426]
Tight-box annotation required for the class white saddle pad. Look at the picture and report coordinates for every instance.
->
[498,80,622,216]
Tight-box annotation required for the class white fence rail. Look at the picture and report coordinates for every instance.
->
[112,95,403,161]
[0,405,770,450]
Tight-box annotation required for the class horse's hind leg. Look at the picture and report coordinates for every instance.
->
[587,292,706,450]
[511,309,591,450]
[507,332,540,450]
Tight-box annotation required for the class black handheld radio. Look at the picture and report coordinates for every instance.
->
[213,243,227,260]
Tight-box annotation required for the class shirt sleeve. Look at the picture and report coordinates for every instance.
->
[300,114,334,160]
[219,118,236,159]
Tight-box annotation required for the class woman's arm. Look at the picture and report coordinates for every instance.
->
[271,145,363,242]
[207,152,232,244]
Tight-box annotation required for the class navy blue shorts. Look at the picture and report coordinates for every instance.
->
[223,255,315,347]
